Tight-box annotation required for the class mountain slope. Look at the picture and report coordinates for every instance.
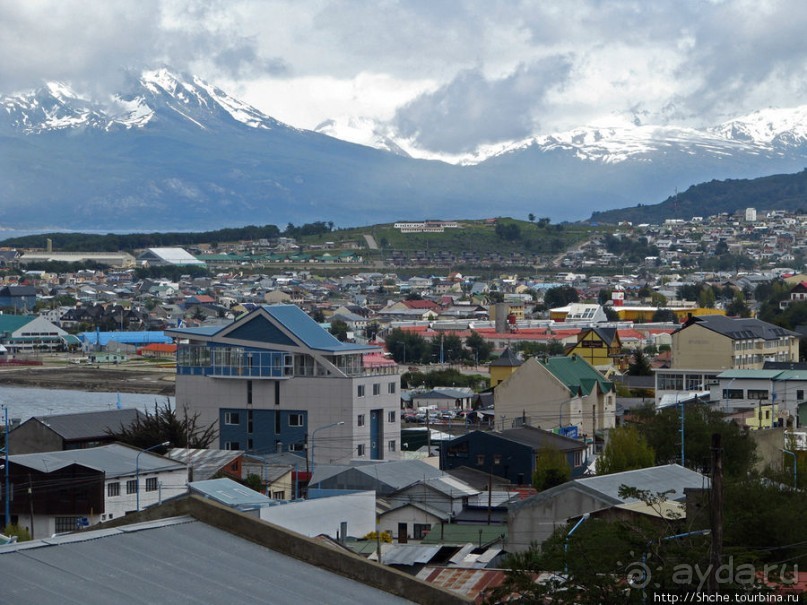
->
[3,69,807,230]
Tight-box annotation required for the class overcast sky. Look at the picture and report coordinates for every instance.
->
[3,0,807,154]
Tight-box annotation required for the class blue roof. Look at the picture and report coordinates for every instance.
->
[78,331,172,346]
[261,305,374,353]
[166,305,376,354]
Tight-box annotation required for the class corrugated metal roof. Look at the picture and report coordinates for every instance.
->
[382,544,442,566]
[577,464,708,503]
[189,478,273,510]
[0,517,414,605]
[168,447,242,481]
[421,524,507,547]
[9,443,184,478]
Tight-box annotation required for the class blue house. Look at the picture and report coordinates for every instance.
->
[442,426,588,486]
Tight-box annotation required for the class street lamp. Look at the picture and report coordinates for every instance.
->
[564,513,590,576]
[135,441,170,512]
[781,447,798,489]
[310,422,345,476]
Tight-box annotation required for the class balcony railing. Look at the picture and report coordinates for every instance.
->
[177,346,292,378]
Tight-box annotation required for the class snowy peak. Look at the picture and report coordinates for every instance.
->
[710,106,807,146]
[0,68,285,134]
[314,116,411,157]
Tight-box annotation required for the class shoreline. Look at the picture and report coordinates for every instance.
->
[0,365,176,395]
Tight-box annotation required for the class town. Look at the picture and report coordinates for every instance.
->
[1,209,807,602]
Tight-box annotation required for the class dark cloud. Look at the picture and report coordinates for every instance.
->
[212,39,290,78]
[393,57,573,153]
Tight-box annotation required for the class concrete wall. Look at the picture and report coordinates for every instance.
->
[672,324,733,370]
[177,371,401,465]
[750,426,788,473]
[507,487,609,552]
[494,358,582,432]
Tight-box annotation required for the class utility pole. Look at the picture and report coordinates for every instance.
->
[708,433,723,594]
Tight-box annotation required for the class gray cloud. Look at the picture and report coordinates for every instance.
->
[393,58,573,153]
[2,0,807,151]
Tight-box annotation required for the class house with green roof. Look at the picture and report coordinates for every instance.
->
[493,354,616,441]
[0,315,74,353]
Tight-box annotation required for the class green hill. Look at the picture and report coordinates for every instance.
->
[588,168,807,224]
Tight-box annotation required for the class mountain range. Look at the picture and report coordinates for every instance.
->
[3,68,807,231]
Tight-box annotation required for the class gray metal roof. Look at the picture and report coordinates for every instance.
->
[9,443,184,478]
[189,478,273,510]
[0,517,413,605]
[168,447,243,481]
[577,464,708,503]
[314,460,445,491]
[24,408,141,441]
[262,304,375,353]
[382,544,442,566]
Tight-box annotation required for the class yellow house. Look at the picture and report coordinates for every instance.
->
[672,315,799,370]
[489,346,522,387]
[566,327,624,372]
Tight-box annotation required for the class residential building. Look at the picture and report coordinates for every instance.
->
[506,464,709,552]
[671,315,799,371]
[489,346,522,387]
[566,327,624,371]
[493,355,616,439]
[8,409,142,454]
[442,426,589,485]
[6,443,187,537]
[166,304,400,465]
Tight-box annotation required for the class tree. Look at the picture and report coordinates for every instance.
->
[633,402,756,477]
[329,319,349,341]
[627,348,652,376]
[595,426,655,475]
[107,400,218,450]
[465,330,493,364]
[528,213,536,223]
[543,286,579,309]
[385,328,431,364]
[533,446,571,491]
[725,292,751,317]
[697,286,716,308]
[652,308,677,322]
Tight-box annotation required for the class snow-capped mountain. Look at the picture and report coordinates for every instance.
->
[2,68,807,231]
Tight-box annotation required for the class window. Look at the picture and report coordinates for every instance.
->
[289,443,305,452]
[357,414,365,427]
[388,410,396,423]
[373,383,381,395]
[55,517,80,534]
[476,454,485,466]
[493,454,502,465]
[798,390,805,401]
[388,440,396,452]
[289,414,304,427]
[126,479,137,494]
[224,412,240,425]
[107,482,120,497]
[748,390,769,400]
[224,441,240,450]
[357,385,366,397]
[357,444,366,457]
[723,389,744,399]
[145,478,158,492]
[273,491,285,500]
[388,382,397,394]
[413,523,431,540]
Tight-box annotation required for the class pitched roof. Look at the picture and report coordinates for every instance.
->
[489,346,522,367]
[541,354,614,395]
[20,408,142,441]
[0,516,415,605]
[9,443,184,478]
[168,447,243,481]
[496,426,587,452]
[678,314,800,340]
